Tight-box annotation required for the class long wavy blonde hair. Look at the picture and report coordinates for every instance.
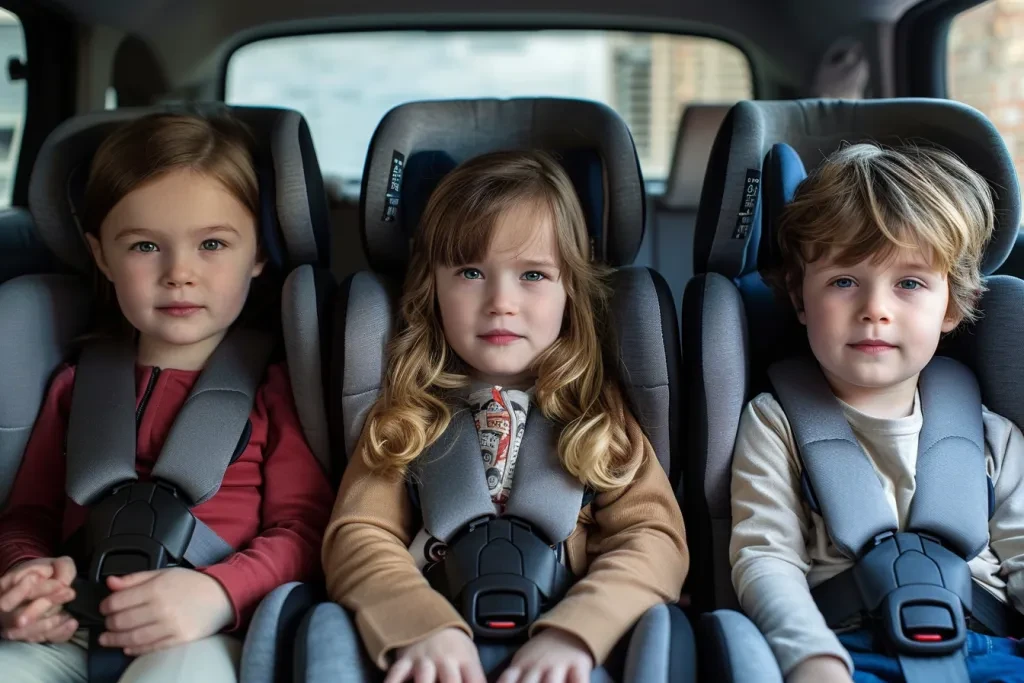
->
[363,150,642,491]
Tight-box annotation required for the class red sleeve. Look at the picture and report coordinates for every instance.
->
[0,365,75,575]
[201,364,334,630]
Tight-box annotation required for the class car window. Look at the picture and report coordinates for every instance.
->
[0,9,25,208]
[948,1,1024,180]
[225,30,753,195]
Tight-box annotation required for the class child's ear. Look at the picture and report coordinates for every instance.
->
[941,309,962,334]
[788,287,807,325]
[785,273,806,325]
[251,256,266,278]
[85,233,113,282]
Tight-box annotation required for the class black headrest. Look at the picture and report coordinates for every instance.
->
[359,98,646,277]
[28,103,330,276]
[695,98,1022,279]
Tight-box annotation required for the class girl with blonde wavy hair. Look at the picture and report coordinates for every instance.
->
[322,149,688,683]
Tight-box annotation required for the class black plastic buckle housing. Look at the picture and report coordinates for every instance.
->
[427,517,569,641]
[64,481,197,627]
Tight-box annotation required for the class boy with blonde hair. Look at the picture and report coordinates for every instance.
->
[729,143,1024,683]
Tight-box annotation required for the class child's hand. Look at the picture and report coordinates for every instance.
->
[97,567,233,656]
[0,557,79,642]
[497,628,593,683]
[385,627,485,683]
[1,556,77,592]
[786,655,853,683]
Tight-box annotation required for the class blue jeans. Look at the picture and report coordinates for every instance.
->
[839,629,1024,682]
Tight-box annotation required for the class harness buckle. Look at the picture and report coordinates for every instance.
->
[881,584,967,656]
[64,481,198,628]
[426,517,570,642]
[850,532,971,658]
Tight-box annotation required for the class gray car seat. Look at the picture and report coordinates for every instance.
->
[0,207,60,284]
[0,103,334,682]
[678,98,1023,681]
[635,104,729,313]
[280,97,694,683]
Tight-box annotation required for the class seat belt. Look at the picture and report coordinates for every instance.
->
[768,356,996,683]
[61,327,273,682]
[413,407,584,641]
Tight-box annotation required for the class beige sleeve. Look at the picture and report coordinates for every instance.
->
[321,444,470,671]
[729,394,853,676]
[530,418,689,665]
[982,409,1024,614]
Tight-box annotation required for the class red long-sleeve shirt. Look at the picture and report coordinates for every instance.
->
[0,362,334,630]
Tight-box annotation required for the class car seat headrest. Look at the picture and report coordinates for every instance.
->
[757,143,807,273]
[28,103,330,276]
[659,104,730,210]
[360,97,646,277]
[694,98,1022,279]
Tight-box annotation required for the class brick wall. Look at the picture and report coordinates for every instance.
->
[949,0,1024,177]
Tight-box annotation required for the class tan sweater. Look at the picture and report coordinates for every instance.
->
[322,411,689,670]
[730,391,1024,676]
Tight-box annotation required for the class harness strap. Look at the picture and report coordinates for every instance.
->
[768,356,896,557]
[66,328,274,507]
[151,328,275,505]
[414,407,584,546]
[66,337,137,506]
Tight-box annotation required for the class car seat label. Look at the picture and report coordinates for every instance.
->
[382,151,405,222]
[732,169,761,239]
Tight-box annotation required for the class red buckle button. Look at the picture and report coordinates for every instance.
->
[486,621,517,630]
[911,634,943,642]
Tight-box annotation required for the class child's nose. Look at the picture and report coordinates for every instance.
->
[859,288,892,323]
[163,252,197,287]
[487,279,519,315]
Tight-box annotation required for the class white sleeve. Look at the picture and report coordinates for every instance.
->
[983,410,1024,614]
[729,394,853,676]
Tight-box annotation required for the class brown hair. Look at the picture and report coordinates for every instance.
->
[82,112,258,237]
[763,142,995,324]
[81,112,261,336]
[363,150,642,490]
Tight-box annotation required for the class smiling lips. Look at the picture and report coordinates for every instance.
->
[157,303,203,317]
[849,338,897,354]
[479,329,524,346]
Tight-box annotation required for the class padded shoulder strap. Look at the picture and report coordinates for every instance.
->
[414,409,495,543]
[66,337,139,506]
[909,357,988,559]
[503,412,585,544]
[767,357,897,557]
[415,407,585,545]
[151,328,274,505]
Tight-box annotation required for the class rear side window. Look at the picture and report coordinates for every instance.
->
[948,2,1024,179]
[0,9,25,208]
[225,30,753,195]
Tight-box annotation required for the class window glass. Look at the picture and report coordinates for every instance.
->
[948,1,1024,179]
[226,30,752,194]
[0,9,26,207]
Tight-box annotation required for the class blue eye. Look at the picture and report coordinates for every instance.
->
[460,268,483,280]
[522,271,545,282]
[897,279,922,290]
[833,277,855,288]
[201,239,225,251]
[131,241,158,253]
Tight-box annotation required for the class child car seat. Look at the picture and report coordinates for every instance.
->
[279,97,695,683]
[679,98,1023,681]
[0,103,334,683]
